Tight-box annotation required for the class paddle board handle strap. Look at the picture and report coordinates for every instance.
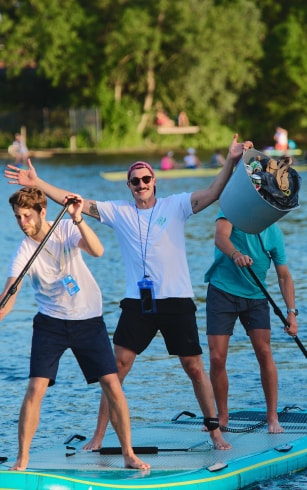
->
[204,417,219,431]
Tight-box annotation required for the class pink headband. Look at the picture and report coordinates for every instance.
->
[127,161,155,180]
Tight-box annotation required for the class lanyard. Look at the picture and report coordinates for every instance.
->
[135,202,156,278]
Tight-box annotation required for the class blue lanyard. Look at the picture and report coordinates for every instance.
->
[135,203,156,278]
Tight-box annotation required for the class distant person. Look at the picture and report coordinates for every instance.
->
[274,127,288,152]
[155,110,175,127]
[0,187,149,472]
[8,133,29,166]
[209,150,226,168]
[184,147,201,169]
[160,151,179,170]
[178,111,189,127]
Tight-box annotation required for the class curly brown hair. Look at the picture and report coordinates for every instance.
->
[9,187,47,214]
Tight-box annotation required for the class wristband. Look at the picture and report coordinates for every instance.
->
[73,217,83,225]
[230,249,240,260]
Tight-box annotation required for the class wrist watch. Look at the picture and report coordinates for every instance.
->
[287,308,298,316]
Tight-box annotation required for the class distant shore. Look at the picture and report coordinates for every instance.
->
[0,146,183,160]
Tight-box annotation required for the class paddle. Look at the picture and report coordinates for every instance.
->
[247,267,307,358]
[0,198,77,309]
[98,443,208,455]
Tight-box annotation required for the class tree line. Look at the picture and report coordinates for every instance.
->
[0,0,307,150]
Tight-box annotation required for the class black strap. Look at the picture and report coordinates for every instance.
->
[203,417,219,431]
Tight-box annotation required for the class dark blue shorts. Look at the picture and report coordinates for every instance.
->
[30,312,117,386]
[206,284,270,336]
[113,298,202,356]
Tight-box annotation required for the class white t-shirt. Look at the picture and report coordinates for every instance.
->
[96,193,194,299]
[8,220,102,320]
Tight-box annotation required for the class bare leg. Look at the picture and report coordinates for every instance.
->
[249,330,283,433]
[207,335,230,427]
[83,345,136,450]
[179,354,231,450]
[99,373,150,469]
[10,377,49,471]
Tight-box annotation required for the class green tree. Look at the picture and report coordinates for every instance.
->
[236,0,307,144]
[7,0,304,148]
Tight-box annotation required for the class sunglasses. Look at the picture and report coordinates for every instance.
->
[129,175,153,186]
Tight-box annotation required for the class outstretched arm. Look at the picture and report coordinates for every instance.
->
[191,133,253,214]
[4,159,100,219]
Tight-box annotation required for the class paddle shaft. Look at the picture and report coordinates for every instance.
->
[0,199,76,309]
[247,267,307,358]
[98,445,203,455]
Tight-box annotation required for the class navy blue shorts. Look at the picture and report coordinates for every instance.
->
[206,284,270,336]
[30,312,117,386]
[113,298,202,356]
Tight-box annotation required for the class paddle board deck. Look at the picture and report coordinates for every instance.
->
[0,407,306,489]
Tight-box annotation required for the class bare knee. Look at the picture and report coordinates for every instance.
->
[24,379,48,402]
[208,336,229,372]
[114,347,136,382]
[210,351,227,372]
[255,347,274,368]
[180,356,205,383]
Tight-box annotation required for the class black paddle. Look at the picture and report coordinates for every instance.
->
[98,443,208,455]
[0,198,77,309]
[247,267,307,358]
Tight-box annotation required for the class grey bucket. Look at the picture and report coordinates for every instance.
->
[219,149,299,234]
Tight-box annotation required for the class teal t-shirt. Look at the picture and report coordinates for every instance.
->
[204,211,286,299]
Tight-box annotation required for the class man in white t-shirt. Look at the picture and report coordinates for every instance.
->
[5,133,254,452]
[0,187,149,472]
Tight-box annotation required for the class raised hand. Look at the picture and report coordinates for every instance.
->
[4,158,38,186]
[228,133,253,163]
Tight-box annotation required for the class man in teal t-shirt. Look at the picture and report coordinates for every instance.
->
[205,211,298,433]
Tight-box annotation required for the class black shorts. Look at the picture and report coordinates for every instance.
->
[113,298,202,356]
[206,284,270,336]
[30,312,117,386]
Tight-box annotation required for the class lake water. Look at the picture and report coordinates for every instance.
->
[0,153,306,489]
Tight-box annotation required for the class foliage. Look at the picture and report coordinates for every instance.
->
[0,0,307,149]
[28,128,71,148]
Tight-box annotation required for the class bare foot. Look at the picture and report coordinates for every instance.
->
[124,454,151,470]
[210,429,232,450]
[10,456,28,471]
[83,436,102,451]
[268,420,284,433]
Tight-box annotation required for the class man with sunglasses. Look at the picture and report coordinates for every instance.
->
[5,133,253,452]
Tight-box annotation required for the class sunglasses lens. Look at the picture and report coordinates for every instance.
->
[130,177,140,185]
[142,176,152,184]
[130,176,152,185]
